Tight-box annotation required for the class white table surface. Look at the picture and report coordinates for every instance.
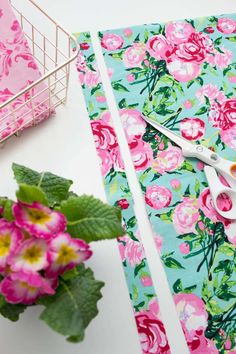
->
[0,1,235,353]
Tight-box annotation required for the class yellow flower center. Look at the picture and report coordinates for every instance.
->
[23,245,43,264]
[57,244,77,265]
[0,233,11,257]
[20,281,37,292]
[27,208,51,224]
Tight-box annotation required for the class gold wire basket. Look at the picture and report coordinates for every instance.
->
[0,0,78,145]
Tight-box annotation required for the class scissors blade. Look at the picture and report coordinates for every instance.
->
[143,115,194,151]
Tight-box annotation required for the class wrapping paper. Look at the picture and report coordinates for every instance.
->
[75,32,170,354]
[98,14,236,354]
[0,0,52,141]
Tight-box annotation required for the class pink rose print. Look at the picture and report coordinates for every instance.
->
[118,235,144,267]
[135,298,170,354]
[97,149,113,176]
[76,51,86,72]
[140,275,153,287]
[101,33,124,51]
[179,242,190,255]
[124,28,133,37]
[91,120,118,150]
[173,197,200,234]
[167,57,201,82]
[84,69,100,88]
[154,234,163,253]
[119,108,147,140]
[225,223,236,245]
[117,199,129,209]
[228,75,236,83]
[208,99,236,131]
[206,47,233,70]
[130,139,153,171]
[221,127,236,149]
[196,84,226,104]
[165,21,195,44]
[153,146,184,174]
[146,35,172,60]
[174,293,217,353]
[123,42,146,68]
[179,117,205,141]
[217,18,236,34]
[184,100,193,109]
[145,185,172,210]
[170,179,181,191]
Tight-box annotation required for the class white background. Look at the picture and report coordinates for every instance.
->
[0,1,235,354]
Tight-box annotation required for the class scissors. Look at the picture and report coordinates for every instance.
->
[142,116,236,220]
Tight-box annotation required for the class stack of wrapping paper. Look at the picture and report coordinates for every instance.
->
[0,0,52,141]
[75,13,236,354]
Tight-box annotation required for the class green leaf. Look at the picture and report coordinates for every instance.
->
[179,160,196,173]
[60,195,125,242]
[226,36,236,42]
[173,279,183,293]
[156,209,173,223]
[0,198,14,221]
[0,295,26,321]
[16,184,48,206]
[134,259,146,277]
[111,81,129,92]
[183,284,197,293]
[195,106,208,115]
[91,83,101,95]
[162,257,185,269]
[39,266,104,342]
[12,163,73,207]
[118,98,127,108]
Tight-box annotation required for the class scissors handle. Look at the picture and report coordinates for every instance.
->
[183,144,236,189]
[204,166,236,220]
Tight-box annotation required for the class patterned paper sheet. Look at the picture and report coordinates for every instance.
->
[75,32,170,354]
[0,0,52,141]
[98,14,236,354]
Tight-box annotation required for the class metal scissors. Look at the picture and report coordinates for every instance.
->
[142,116,236,220]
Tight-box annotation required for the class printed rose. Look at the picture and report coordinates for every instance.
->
[173,197,200,234]
[221,127,236,150]
[123,42,146,68]
[145,185,172,210]
[101,33,124,51]
[179,118,205,140]
[206,47,233,70]
[175,32,213,63]
[208,99,236,131]
[196,84,226,104]
[154,234,163,253]
[146,35,172,60]
[217,17,236,34]
[118,234,144,267]
[152,146,184,173]
[165,21,195,45]
[167,57,201,82]
[97,149,113,176]
[130,139,153,171]
[76,51,86,72]
[91,120,118,150]
[83,69,100,88]
[119,108,147,141]
[117,199,129,209]
[135,298,170,354]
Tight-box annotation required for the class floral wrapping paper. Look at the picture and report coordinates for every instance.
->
[0,0,52,141]
[97,14,236,353]
[75,33,170,354]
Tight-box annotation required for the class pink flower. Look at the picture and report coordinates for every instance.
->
[179,242,190,255]
[207,47,233,69]
[167,57,201,82]
[153,146,184,174]
[46,233,92,276]
[118,235,144,267]
[140,275,153,287]
[145,185,172,210]
[221,127,236,149]
[0,271,54,305]
[216,192,232,212]
[84,69,100,88]
[96,95,106,103]
[173,197,200,234]
[196,84,226,104]
[180,118,205,141]
[197,161,204,170]
[101,33,124,51]
[225,223,236,245]
[9,238,48,273]
[123,28,133,37]
[208,99,236,131]
[117,199,129,209]
[135,298,170,354]
[13,202,66,240]
[130,139,153,171]
[91,119,118,150]
[0,221,23,272]
[175,32,213,63]
[80,42,90,50]
[170,179,181,191]
[165,21,195,45]
[127,74,135,82]
[217,18,236,34]
[146,35,172,60]
[184,100,193,109]
[205,27,214,34]
[228,75,236,83]
[123,42,146,68]
[119,108,147,140]
[76,51,86,72]
[154,234,163,253]
[97,149,113,176]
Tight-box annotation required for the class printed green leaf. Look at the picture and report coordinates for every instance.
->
[39,265,104,342]
[126,216,137,228]
[173,279,183,293]
[109,50,124,60]
[195,106,208,115]
[91,83,101,95]
[60,195,124,242]
[156,209,173,223]
[179,160,196,173]
[16,184,48,206]
[226,36,236,42]
[111,81,129,92]
[184,284,197,293]
[118,98,127,108]
[163,257,185,269]
[0,295,26,321]
[12,163,73,207]
[134,259,146,277]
